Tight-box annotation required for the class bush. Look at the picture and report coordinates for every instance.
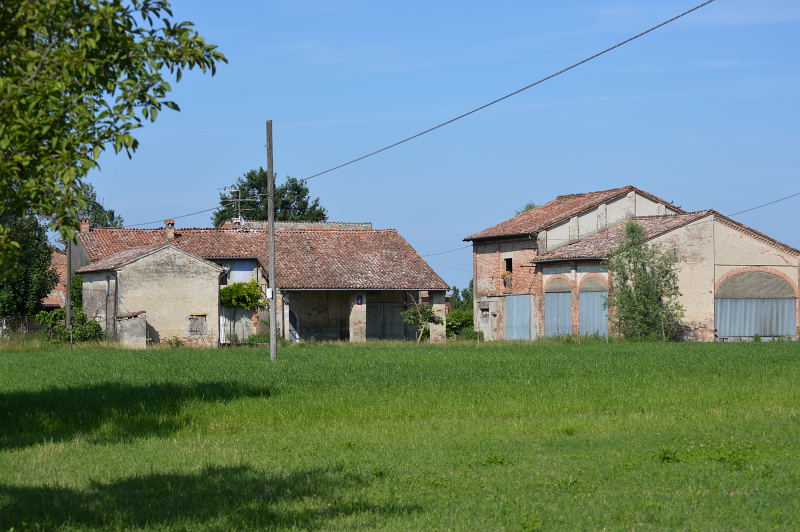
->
[34,308,103,343]
[446,309,473,338]
[219,280,265,310]
[455,327,483,341]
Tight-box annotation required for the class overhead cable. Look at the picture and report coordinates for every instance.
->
[300,0,718,182]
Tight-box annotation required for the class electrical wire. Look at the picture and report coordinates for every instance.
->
[421,244,472,257]
[119,0,717,229]
[300,0,718,182]
[727,191,800,217]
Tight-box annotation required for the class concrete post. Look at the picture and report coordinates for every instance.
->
[429,290,446,343]
[349,292,367,342]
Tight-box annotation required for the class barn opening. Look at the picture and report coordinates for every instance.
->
[715,271,797,340]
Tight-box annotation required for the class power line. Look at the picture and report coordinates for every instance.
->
[300,0,718,182]
[422,244,472,257]
[124,206,221,228]
[728,191,800,217]
[118,1,716,229]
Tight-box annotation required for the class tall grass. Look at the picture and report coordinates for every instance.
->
[1,341,799,530]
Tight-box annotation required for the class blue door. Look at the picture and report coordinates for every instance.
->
[505,295,531,340]
[579,291,608,336]
[545,292,572,337]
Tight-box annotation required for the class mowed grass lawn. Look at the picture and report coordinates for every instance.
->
[1,341,799,530]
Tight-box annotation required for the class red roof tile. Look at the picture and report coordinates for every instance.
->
[534,210,800,262]
[533,211,712,261]
[75,244,223,274]
[464,186,683,241]
[77,227,448,290]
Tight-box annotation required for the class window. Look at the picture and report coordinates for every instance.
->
[188,314,207,336]
[504,258,513,273]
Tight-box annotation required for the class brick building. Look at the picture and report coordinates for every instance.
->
[73,219,448,346]
[464,186,799,341]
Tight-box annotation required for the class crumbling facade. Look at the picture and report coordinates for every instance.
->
[465,186,799,341]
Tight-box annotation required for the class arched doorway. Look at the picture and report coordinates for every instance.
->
[579,277,608,336]
[715,271,797,339]
[545,277,572,337]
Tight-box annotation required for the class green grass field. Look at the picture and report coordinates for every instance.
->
[1,341,799,530]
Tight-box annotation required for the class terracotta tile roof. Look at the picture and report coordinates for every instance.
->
[276,229,449,290]
[75,244,224,274]
[77,227,448,290]
[533,211,712,261]
[464,185,683,241]
[42,249,67,308]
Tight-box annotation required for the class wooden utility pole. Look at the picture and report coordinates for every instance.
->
[65,238,73,345]
[266,120,277,361]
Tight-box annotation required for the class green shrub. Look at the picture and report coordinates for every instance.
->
[34,308,103,343]
[446,309,473,337]
[165,336,184,348]
[455,327,483,341]
[219,280,265,310]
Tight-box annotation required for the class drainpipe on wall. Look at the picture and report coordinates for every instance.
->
[113,273,119,341]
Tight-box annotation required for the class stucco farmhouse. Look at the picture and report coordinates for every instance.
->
[465,186,799,341]
[73,218,448,347]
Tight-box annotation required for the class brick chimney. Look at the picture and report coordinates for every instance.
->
[164,219,175,240]
[79,217,90,233]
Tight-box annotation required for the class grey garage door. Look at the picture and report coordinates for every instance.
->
[716,298,796,338]
[504,295,531,340]
[715,271,797,339]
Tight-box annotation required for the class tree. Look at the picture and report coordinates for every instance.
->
[515,201,537,215]
[212,169,327,226]
[0,0,226,268]
[449,281,473,312]
[78,183,124,228]
[605,221,684,340]
[0,214,58,332]
[401,294,443,345]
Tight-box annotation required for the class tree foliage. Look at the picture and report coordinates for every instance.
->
[212,169,327,226]
[78,183,124,228]
[219,280,265,311]
[515,201,537,215]
[605,222,684,340]
[401,297,443,345]
[0,214,58,330]
[0,0,226,266]
[35,307,103,343]
[449,281,473,312]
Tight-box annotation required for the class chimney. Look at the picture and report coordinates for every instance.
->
[164,219,175,240]
[79,217,90,233]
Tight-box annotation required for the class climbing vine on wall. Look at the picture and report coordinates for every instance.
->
[219,280,265,310]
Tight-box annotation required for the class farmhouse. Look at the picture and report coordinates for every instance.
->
[73,218,448,346]
[464,186,799,341]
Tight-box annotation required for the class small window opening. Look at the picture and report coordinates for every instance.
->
[504,258,513,273]
[188,314,207,336]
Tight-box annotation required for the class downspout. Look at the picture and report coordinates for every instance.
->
[105,275,111,339]
[113,272,119,341]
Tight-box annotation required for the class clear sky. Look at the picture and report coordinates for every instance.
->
[86,0,800,289]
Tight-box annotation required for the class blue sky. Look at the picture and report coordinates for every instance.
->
[87,0,800,288]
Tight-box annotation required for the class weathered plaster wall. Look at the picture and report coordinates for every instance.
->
[651,218,716,339]
[116,312,147,349]
[116,247,221,347]
[82,272,117,337]
[712,218,799,338]
[540,192,678,253]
